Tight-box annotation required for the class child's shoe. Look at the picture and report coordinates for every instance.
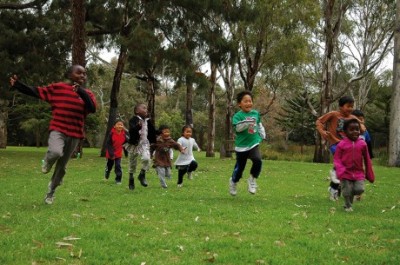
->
[247,176,257,194]
[138,171,148,187]
[41,159,51,174]
[129,177,135,190]
[229,178,237,196]
[344,206,353,212]
[328,187,339,201]
[188,172,193,180]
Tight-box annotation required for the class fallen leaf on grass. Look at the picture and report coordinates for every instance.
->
[140,262,146,265]
[56,242,74,248]
[274,240,286,247]
[256,260,266,264]
[177,245,184,251]
[63,236,81,241]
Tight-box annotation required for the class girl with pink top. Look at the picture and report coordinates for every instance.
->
[333,119,375,212]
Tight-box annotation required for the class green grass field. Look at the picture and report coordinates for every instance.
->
[0,147,399,265]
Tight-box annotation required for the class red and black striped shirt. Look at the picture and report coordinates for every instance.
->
[36,82,96,138]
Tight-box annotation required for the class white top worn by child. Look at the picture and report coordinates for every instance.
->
[174,125,201,187]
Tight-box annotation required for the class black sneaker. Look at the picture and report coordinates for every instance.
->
[129,177,135,190]
[138,172,148,187]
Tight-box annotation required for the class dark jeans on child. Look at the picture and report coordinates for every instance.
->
[231,145,262,183]
[106,158,122,182]
[177,160,198,185]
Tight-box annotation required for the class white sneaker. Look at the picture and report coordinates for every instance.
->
[177,184,183,188]
[188,172,193,180]
[247,177,257,194]
[229,178,237,196]
[41,159,51,174]
[328,187,338,201]
[44,193,54,204]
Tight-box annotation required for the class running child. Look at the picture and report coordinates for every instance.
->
[229,91,266,196]
[9,65,97,204]
[174,125,201,187]
[151,125,185,188]
[333,119,375,212]
[105,120,128,184]
[126,103,157,190]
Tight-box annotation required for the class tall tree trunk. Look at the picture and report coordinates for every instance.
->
[388,0,400,167]
[314,0,349,163]
[146,75,156,123]
[100,48,128,157]
[185,73,194,127]
[206,63,217,157]
[71,0,86,65]
[0,98,8,148]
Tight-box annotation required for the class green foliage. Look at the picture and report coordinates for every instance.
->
[156,109,185,139]
[275,93,317,146]
[0,147,399,264]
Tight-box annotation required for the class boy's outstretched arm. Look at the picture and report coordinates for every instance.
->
[9,75,39,98]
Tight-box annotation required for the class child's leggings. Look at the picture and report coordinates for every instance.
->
[231,145,262,183]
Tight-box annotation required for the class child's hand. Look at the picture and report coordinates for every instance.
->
[9,75,18,86]
[321,131,330,139]
[181,147,187,153]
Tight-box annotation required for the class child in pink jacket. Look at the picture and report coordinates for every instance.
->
[334,119,375,212]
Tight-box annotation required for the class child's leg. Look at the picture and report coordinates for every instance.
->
[177,165,187,185]
[187,160,198,179]
[353,180,365,196]
[156,166,168,188]
[248,146,262,178]
[231,151,249,183]
[114,158,122,183]
[341,179,354,209]
[105,159,114,179]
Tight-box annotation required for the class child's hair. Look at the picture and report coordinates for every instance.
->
[134,103,145,114]
[352,109,364,118]
[338,96,354,107]
[181,125,193,134]
[114,119,123,125]
[64,65,83,79]
[236,90,253,103]
[158,124,170,134]
[343,118,360,132]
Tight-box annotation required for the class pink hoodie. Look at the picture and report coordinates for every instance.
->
[333,137,375,183]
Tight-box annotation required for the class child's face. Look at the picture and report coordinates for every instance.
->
[183,128,192,139]
[114,121,124,132]
[69,65,87,85]
[345,122,360,141]
[238,95,253,113]
[135,104,148,118]
[339,102,354,117]
[161,128,171,139]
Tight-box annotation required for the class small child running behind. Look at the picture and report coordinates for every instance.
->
[151,125,185,188]
[229,91,266,196]
[174,125,201,187]
[105,120,128,184]
[333,119,375,212]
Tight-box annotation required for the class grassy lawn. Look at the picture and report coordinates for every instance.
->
[0,146,399,265]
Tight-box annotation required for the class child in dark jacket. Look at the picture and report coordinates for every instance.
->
[333,119,375,212]
[126,103,157,190]
[105,120,128,184]
[151,125,185,188]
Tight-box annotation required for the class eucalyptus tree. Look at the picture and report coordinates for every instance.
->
[389,0,400,167]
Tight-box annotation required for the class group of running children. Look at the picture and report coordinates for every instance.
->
[10,65,375,211]
[104,103,200,190]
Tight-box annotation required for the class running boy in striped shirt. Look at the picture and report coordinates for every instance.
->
[9,65,97,205]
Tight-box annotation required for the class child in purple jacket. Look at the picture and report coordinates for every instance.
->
[333,119,375,212]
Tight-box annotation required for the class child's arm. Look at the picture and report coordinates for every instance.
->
[76,86,96,113]
[258,122,266,140]
[363,146,375,183]
[333,146,346,180]
[106,132,115,159]
[9,76,40,98]
[316,112,332,139]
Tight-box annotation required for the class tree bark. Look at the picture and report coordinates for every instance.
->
[71,0,86,65]
[0,99,8,148]
[185,73,194,127]
[206,62,217,157]
[388,0,400,167]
